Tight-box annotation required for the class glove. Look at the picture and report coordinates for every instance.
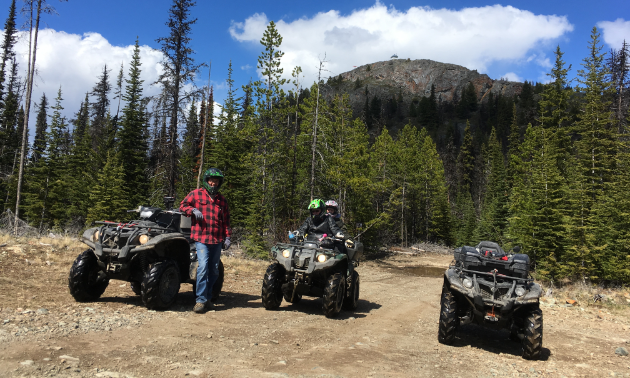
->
[222,237,231,250]
[191,208,203,220]
[345,239,355,248]
[288,231,295,240]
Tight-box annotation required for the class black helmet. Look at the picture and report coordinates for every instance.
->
[203,168,224,195]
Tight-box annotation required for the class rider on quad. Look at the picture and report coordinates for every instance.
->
[292,199,355,277]
[293,199,345,241]
[325,200,346,233]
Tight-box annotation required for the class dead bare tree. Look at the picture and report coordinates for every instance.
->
[310,55,328,201]
[196,63,211,189]
[14,0,63,235]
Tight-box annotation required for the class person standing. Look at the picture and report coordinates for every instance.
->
[180,168,231,313]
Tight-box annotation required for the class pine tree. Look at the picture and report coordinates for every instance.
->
[23,87,68,230]
[367,127,397,246]
[65,122,94,226]
[87,152,129,224]
[178,100,199,198]
[420,133,452,244]
[607,40,629,130]
[117,38,149,208]
[474,127,508,244]
[454,121,476,245]
[243,20,290,251]
[508,123,566,278]
[0,58,20,169]
[210,61,249,226]
[567,27,615,280]
[32,93,48,163]
[155,0,205,197]
[0,56,20,211]
[457,121,475,192]
[89,65,111,152]
[0,0,17,109]
[72,93,89,142]
[43,87,70,227]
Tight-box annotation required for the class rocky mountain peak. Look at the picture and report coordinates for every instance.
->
[338,58,523,103]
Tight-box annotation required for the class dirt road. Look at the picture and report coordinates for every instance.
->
[1,238,630,377]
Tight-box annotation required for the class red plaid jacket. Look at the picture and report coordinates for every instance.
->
[179,188,231,244]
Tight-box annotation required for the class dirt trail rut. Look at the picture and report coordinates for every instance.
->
[1,243,630,378]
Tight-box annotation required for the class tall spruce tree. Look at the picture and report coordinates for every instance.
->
[454,121,476,245]
[567,27,615,280]
[72,93,89,142]
[243,20,289,250]
[155,0,204,197]
[87,152,129,224]
[32,93,48,163]
[473,127,508,244]
[117,39,149,208]
[178,100,199,198]
[89,65,111,151]
[0,0,17,109]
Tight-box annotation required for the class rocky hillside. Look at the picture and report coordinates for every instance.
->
[322,58,524,121]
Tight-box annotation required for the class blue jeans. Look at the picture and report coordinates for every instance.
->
[195,242,222,304]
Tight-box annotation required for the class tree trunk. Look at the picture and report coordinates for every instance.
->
[310,58,326,201]
[14,0,42,235]
[197,67,211,189]
[401,184,405,247]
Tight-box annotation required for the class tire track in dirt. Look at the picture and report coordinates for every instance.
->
[1,250,630,377]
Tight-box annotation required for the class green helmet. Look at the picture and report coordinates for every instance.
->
[308,198,325,211]
[308,199,326,222]
[202,168,224,195]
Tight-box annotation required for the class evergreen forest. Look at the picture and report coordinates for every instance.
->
[0,0,629,284]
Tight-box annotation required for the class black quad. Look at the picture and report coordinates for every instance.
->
[68,199,224,310]
[438,241,543,360]
[261,234,362,318]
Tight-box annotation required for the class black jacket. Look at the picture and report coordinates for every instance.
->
[298,215,343,238]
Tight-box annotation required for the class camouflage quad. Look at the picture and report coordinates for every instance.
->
[438,241,543,360]
[261,233,362,318]
[68,197,224,310]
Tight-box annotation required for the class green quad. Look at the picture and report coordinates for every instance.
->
[439,241,543,360]
[261,233,363,318]
[68,198,224,310]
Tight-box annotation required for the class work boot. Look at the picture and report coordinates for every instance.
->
[193,302,206,313]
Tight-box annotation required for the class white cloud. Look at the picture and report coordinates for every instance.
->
[12,29,163,128]
[240,64,252,70]
[526,53,551,68]
[502,72,523,82]
[229,2,573,86]
[598,18,630,48]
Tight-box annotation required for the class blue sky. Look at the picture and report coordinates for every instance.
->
[1,0,629,127]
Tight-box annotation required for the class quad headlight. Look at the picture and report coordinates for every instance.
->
[463,277,473,289]
[282,249,291,258]
[317,254,327,263]
[139,234,150,245]
[515,286,526,296]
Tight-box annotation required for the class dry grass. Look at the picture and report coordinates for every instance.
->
[0,234,86,310]
[539,280,630,314]
[0,234,268,311]
[222,254,268,276]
